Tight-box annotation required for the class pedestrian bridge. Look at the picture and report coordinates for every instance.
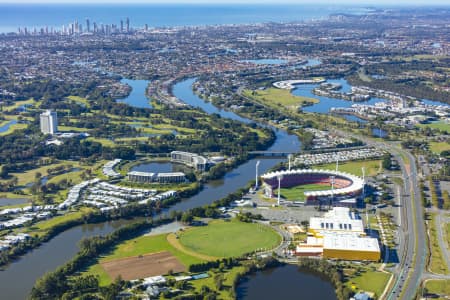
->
[248,151,291,157]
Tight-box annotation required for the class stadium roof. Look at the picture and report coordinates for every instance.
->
[262,169,364,197]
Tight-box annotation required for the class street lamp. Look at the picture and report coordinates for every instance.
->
[288,154,293,171]
[277,174,284,206]
[255,160,260,190]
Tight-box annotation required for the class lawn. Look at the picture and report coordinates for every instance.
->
[0,121,28,136]
[46,169,85,185]
[86,137,115,147]
[315,159,382,177]
[58,125,90,132]
[346,269,391,298]
[417,121,450,133]
[446,223,450,249]
[425,279,450,299]
[428,141,450,154]
[190,265,246,300]
[243,88,318,110]
[428,213,449,275]
[26,207,94,235]
[178,219,281,258]
[66,95,90,107]
[3,98,35,112]
[280,183,331,201]
[7,162,77,186]
[83,233,204,286]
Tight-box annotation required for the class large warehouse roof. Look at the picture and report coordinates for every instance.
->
[323,233,380,253]
[309,207,365,234]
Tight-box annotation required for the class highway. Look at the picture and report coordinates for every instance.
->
[334,130,427,300]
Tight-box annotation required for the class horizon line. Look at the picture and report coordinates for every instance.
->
[0,1,450,5]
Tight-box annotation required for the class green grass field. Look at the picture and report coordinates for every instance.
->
[178,219,281,258]
[425,279,450,299]
[346,269,391,298]
[0,119,28,136]
[315,159,382,177]
[429,141,450,154]
[243,88,318,110]
[417,121,450,133]
[280,183,331,201]
[66,95,90,107]
[189,265,246,300]
[86,137,115,147]
[83,233,204,286]
[5,162,78,186]
[446,223,450,249]
[46,170,85,186]
[58,125,90,132]
[26,207,94,236]
[3,98,35,112]
[429,214,449,275]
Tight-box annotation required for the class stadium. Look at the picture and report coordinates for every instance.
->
[261,169,364,207]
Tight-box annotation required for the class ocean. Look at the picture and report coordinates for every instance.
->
[0,4,372,33]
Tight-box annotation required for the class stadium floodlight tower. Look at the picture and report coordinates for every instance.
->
[361,167,366,198]
[255,160,261,190]
[362,167,369,230]
[329,175,335,208]
[288,154,294,171]
[277,174,284,206]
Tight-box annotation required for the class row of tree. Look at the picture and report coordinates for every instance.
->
[30,217,171,299]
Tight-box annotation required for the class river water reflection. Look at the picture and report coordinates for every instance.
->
[236,264,337,300]
[116,78,152,109]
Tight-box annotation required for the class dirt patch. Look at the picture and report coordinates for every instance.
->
[101,251,185,280]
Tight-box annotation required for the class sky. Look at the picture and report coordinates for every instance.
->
[0,0,449,4]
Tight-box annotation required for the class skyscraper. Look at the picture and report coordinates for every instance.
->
[40,110,58,134]
[86,18,90,32]
[126,17,130,32]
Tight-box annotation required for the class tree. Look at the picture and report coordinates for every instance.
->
[300,220,309,232]
[181,212,193,224]
[382,154,392,170]
[214,273,224,290]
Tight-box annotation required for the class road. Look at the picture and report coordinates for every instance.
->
[333,130,427,300]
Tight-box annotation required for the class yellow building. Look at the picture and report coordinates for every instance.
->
[322,233,381,261]
[296,207,381,261]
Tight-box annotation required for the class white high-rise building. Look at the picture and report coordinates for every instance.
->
[40,110,58,134]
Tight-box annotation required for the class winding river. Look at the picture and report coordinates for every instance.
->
[0,78,301,299]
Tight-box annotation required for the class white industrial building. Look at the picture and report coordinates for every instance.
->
[296,207,381,261]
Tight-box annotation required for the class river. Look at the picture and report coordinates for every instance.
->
[293,78,386,123]
[0,77,301,299]
[116,78,152,109]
